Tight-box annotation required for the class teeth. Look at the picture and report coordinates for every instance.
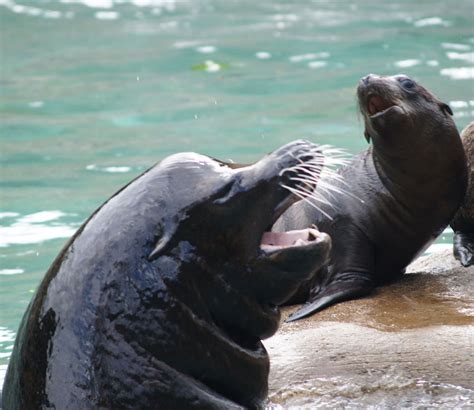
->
[294,238,307,246]
[308,227,320,241]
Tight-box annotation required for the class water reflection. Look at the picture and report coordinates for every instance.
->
[0,211,77,247]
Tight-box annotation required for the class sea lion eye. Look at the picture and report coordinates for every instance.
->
[401,78,415,89]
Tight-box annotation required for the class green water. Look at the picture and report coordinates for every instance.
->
[0,0,473,380]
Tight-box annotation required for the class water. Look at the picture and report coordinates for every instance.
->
[0,0,473,403]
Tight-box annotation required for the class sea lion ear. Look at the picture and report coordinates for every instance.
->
[364,130,371,143]
[440,102,453,116]
[211,157,249,170]
[148,222,177,261]
[148,235,171,261]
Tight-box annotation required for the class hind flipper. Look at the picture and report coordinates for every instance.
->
[453,232,474,267]
[286,273,374,322]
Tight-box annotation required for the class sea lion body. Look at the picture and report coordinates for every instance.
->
[2,141,331,409]
[451,122,474,266]
[275,74,468,321]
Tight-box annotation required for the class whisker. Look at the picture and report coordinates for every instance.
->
[279,143,364,211]
[281,184,334,219]
[290,184,336,209]
[318,180,364,203]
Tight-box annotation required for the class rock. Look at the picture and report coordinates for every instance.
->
[265,250,474,408]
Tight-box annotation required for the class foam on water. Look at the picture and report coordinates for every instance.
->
[0,327,16,353]
[289,52,330,63]
[307,61,327,69]
[0,211,77,247]
[195,45,217,54]
[95,10,119,19]
[446,52,474,63]
[0,269,24,275]
[0,213,19,219]
[86,164,133,173]
[440,67,474,80]
[395,59,421,68]
[256,52,272,60]
[442,42,471,51]
[413,17,450,27]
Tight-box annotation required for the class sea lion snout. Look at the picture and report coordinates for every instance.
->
[257,139,323,180]
[357,74,403,118]
[358,74,417,143]
[360,73,378,86]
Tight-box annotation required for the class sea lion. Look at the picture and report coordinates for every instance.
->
[274,74,468,322]
[2,140,333,409]
[451,122,474,266]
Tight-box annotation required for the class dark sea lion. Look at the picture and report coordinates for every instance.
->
[274,74,468,322]
[1,140,333,409]
[451,122,474,266]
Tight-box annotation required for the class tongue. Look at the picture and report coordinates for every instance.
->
[261,228,319,250]
[368,95,393,115]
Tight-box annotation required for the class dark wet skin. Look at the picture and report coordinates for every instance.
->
[1,140,331,409]
[274,74,468,322]
[451,122,474,266]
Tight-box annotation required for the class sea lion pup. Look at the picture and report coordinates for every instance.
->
[451,122,474,266]
[2,140,338,409]
[274,74,468,322]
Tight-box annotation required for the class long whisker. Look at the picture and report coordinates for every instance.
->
[279,144,365,214]
[287,183,337,208]
[281,184,334,219]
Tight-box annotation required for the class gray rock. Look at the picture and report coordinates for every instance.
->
[265,250,474,408]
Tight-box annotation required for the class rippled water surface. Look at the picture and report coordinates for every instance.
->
[1,0,473,402]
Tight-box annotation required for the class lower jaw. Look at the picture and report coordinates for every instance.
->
[260,228,322,252]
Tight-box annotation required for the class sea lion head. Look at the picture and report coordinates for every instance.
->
[149,140,332,319]
[357,73,454,147]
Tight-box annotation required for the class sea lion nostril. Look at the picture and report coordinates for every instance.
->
[361,73,377,86]
[299,154,315,162]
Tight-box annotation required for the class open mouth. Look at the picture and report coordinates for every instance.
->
[251,140,343,255]
[258,167,322,254]
[260,228,325,252]
[367,95,397,118]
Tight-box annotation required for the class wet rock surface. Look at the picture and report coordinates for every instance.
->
[264,250,474,408]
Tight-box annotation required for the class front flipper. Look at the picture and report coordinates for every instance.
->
[286,273,374,322]
[453,232,474,267]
